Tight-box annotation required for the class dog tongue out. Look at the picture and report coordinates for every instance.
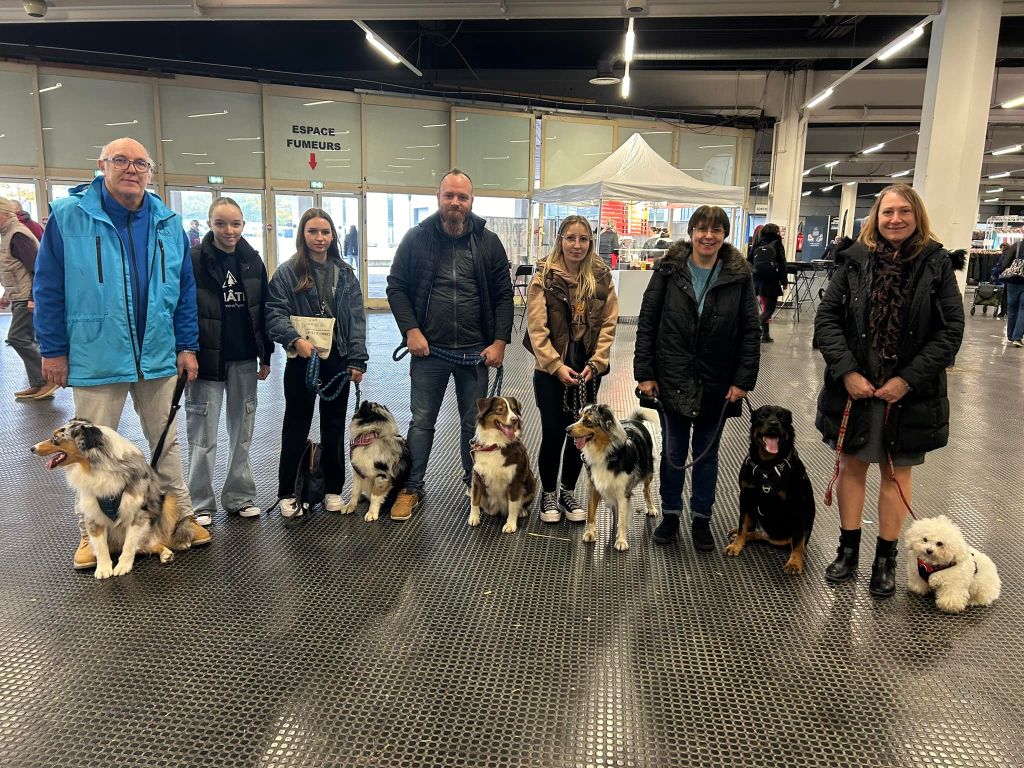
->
[499,423,516,440]
[574,437,588,451]
[763,436,780,455]
[46,452,66,470]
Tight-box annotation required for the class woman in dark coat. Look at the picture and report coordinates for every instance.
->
[748,222,788,342]
[634,206,761,551]
[813,183,965,597]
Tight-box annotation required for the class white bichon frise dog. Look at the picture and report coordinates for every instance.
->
[905,515,1001,614]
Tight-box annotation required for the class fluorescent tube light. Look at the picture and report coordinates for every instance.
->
[187,111,228,118]
[421,123,448,128]
[354,20,423,77]
[757,181,769,189]
[699,144,733,149]
[38,82,62,94]
[861,143,885,154]
[825,160,841,168]
[821,185,837,192]
[984,197,999,202]
[802,191,812,196]
[802,169,812,176]
[992,144,1023,156]
[621,62,631,100]
[986,188,1004,193]
[805,88,834,109]
[1001,95,1024,109]
[624,18,635,63]
[890,170,911,178]
[105,119,138,127]
[303,100,333,106]
[845,181,857,185]
[225,137,261,141]
[988,172,1011,179]
[877,25,924,62]
[404,144,440,149]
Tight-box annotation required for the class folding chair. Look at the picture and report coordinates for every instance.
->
[512,263,534,330]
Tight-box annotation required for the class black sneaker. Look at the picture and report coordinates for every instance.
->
[557,486,586,522]
[539,491,560,523]
[653,513,680,545]
[691,517,715,552]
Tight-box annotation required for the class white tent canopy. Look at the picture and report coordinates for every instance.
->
[534,133,745,208]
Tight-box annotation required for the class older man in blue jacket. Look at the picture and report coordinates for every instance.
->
[34,137,210,570]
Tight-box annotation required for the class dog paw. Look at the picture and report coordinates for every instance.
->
[583,526,597,543]
[724,543,743,557]
[364,509,379,523]
[94,563,113,580]
[159,548,175,564]
[614,538,630,552]
[468,513,481,527]
[502,521,518,534]
[517,508,529,518]
[341,502,358,515]
[935,594,968,614]
[783,560,804,575]
[112,561,134,577]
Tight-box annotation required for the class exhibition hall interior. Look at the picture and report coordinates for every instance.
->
[0,1,1022,766]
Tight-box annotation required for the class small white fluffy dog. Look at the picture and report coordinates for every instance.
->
[905,515,1001,614]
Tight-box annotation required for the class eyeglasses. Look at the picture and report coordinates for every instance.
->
[101,156,155,173]
[693,226,726,235]
[560,235,591,246]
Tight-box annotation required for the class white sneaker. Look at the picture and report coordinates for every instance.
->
[236,505,261,518]
[194,511,214,526]
[280,497,300,518]
[324,494,344,512]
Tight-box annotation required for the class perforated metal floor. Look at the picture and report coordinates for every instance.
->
[1,298,1021,767]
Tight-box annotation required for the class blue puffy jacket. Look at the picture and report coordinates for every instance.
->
[33,177,199,386]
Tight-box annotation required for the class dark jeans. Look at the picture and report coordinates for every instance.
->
[406,353,489,492]
[278,355,349,498]
[532,370,601,493]
[758,294,778,325]
[659,405,728,520]
[1006,282,1024,341]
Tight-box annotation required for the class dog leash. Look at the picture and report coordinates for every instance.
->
[151,370,188,470]
[392,342,504,397]
[636,388,731,471]
[305,354,351,402]
[822,396,852,507]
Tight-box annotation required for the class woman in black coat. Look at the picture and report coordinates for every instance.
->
[813,183,965,597]
[748,222,788,342]
[634,206,761,551]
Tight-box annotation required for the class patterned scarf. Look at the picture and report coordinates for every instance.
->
[869,240,917,370]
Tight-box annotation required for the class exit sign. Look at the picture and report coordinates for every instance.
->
[310,181,324,190]
[207,175,224,185]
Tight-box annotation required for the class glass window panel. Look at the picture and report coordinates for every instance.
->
[274,193,314,265]
[365,104,450,188]
[39,74,156,171]
[167,189,214,245]
[222,191,266,262]
[541,119,613,189]
[473,196,530,267]
[675,132,737,185]
[0,70,38,167]
[160,85,264,178]
[617,127,673,162]
[320,195,360,269]
[267,96,361,183]
[365,191,437,298]
[0,181,38,219]
[455,111,531,193]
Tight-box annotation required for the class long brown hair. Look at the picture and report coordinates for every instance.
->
[540,215,598,300]
[292,207,341,293]
[858,183,936,258]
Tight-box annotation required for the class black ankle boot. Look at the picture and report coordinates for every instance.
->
[824,528,861,583]
[869,540,898,598]
[653,513,680,545]
[760,325,773,343]
[691,517,714,552]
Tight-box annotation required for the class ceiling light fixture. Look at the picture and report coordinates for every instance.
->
[395,157,425,161]
[988,172,1011,179]
[161,139,173,142]
[104,119,138,127]
[699,144,733,149]
[821,185,837,192]
[621,62,631,100]
[187,111,228,119]
[877,25,925,61]
[805,87,834,110]
[986,188,1004,193]
[758,181,769,189]
[1001,94,1024,109]
[802,190,812,196]
[225,137,261,141]
[862,143,886,154]
[624,17,635,63]
[802,169,812,177]
[845,181,857,185]
[984,197,1000,203]
[992,144,1023,156]
[890,170,911,178]
[303,100,333,107]
[825,160,841,168]
[421,123,447,128]
[37,82,62,94]
[405,144,440,149]
[354,20,423,77]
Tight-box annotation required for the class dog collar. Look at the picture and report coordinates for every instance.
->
[917,556,977,581]
[97,493,123,521]
[470,439,501,453]
[350,431,378,448]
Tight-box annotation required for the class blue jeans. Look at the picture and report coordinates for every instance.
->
[659,406,728,520]
[185,360,259,513]
[406,353,489,493]
[1005,282,1024,342]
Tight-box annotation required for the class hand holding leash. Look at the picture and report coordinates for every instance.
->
[842,371,875,399]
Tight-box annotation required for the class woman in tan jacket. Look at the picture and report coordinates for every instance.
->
[526,215,618,523]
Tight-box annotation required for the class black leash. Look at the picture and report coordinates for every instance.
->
[636,388,732,471]
[305,354,351,402]
[392,342,504,397]
[151,370,188,470]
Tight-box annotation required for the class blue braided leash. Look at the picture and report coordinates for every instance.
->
[305,354,350,402]
[392,343,503,397]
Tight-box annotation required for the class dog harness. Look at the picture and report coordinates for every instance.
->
[917,554,977,581]
[97,493,124,522]
[745,455,793,495]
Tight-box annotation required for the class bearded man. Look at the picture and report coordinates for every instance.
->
[386,168,513,520]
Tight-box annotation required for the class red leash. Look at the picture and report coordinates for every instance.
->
[822,396,852,507]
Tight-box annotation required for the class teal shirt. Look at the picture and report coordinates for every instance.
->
[690,261,721,314]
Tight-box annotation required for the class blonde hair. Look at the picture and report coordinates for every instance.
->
[858,183,936,258]
[540,215,598,300]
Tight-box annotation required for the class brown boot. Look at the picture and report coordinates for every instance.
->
[390,489,422,521]
[188,518,212,546]
[73,536,96,570]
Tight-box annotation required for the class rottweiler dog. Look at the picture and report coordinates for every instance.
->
[725,405,816,574]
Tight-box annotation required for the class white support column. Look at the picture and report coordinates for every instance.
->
[839,182,858,238]
[767,71,811,260]
[914,0,1002,292]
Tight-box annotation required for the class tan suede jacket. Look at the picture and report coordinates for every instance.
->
[525,259,618,375]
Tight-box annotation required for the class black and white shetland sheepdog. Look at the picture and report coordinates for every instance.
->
[567,404,656,552]
[344,400,411,522]
[30,419,195,579]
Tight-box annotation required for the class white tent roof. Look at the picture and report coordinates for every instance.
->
[533,133,745,208]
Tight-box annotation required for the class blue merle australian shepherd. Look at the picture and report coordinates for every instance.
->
[567,404,656,551]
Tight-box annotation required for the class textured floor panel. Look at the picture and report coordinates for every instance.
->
[0,298,1021,768]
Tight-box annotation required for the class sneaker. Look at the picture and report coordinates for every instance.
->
[1013,340,1024,347]
[194,510,214,526]
[280,497,300,518]
[691,517,715,552]
[189,518,212,546]
[73,536,96,570]
[557,486,586,523]
[390,489,421,521]
[32,383,59,400]
[539,490,560,523]
[235,505,261,518]
[653,513,680,545]
[324,494,344,512]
